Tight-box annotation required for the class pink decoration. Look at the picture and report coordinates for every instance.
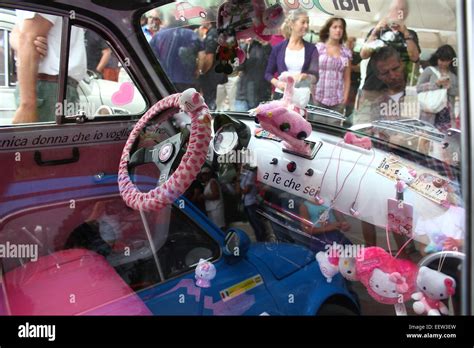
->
[355,247,418,305]
[4,249,151,315]
[253,76,312,154]
[112,82,135,106]
[344,132,372,150]
[118,89,212,212]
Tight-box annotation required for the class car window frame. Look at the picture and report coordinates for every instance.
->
[0,3,155,127]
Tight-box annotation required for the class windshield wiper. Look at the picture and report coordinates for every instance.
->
[306,104,346,121]
[372,119,445,142]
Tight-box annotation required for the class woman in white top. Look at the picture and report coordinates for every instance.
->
[200,167,225,229]
[264,9,319,100]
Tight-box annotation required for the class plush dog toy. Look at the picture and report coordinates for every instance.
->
[412,266,456,315]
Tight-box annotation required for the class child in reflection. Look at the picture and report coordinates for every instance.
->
[299,199,353,253]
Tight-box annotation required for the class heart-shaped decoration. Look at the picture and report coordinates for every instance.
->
[112,82,135,106]
[356,247,418,305]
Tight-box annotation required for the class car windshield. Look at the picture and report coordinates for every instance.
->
[142,0,460,169]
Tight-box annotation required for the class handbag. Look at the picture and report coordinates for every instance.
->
[418,67,448,114]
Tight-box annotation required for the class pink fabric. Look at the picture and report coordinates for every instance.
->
[118,91,212,212]
[314,43,352,106]
[356,247,418,305]
[4,249,151,315]
[254,76,312,154]
[344,132,372,150]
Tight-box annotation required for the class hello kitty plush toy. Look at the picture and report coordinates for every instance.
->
[252,1,284,41]
[396,167,417,195]
[338,256,358,281]
[356,247,418,305]
[195,258,217,288]
[316,251,339,283]
[412,266,456,316]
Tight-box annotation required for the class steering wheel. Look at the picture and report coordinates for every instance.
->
[118,89,212,211]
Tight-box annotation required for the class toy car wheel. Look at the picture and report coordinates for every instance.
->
[180,16,186,22]
[317,303,358,316]
[199,11,206,18]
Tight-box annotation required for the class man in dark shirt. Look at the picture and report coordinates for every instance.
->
[234,39,272,111]
[150,17,203,92]
[85,29,111,78]
[197,26,228,110]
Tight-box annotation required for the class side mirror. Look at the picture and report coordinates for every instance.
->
[223,229,250,264]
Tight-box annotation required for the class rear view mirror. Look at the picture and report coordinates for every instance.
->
[223,229,250,264]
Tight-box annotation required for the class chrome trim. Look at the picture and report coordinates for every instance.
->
[457,0,472,315]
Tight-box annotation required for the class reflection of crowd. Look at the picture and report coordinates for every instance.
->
[185,163,271,242]
[148,1,459,138]
[12,10,126,123]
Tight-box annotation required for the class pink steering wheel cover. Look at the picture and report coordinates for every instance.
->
[118,93,212,211]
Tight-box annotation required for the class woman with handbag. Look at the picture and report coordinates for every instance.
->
[417,45,459,132]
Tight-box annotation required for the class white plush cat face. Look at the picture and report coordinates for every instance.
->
[369,268,399,299]
[195,260,216,280]
[417,266,456,300]
[316,252,339,279]
[397,168,416,184]
[179,88,205,113]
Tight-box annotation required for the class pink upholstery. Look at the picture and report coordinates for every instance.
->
[4,249,151,315]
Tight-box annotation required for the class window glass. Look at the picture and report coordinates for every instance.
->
[143,0,465,316]
[0,197,219,314]
[0,8,147,126]
[74,27,147,118]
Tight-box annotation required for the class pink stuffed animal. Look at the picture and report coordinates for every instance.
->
[356,247,418,305]
[412,266,456,315]
[344,132,372,150]
[252,75,312,154]
[252,1,284,41]
[316,250,339,283]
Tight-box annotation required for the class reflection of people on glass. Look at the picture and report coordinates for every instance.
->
[414,204,465,255]
[150,14,204,91]
[12,10,86,123]
[353,47,412,124]
[264,9,319,100]
[239,164,266,242]
[142,9,162,42]
[200,166,225,229]
[234,38,272,111]
[85,29,111,79]
[299,200,352,253]
[314,17,352,115]
[417,45,459,132]
[359,0,420,102]
[346,37,362,117]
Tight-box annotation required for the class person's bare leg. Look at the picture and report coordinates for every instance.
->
[361,221,376,246]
